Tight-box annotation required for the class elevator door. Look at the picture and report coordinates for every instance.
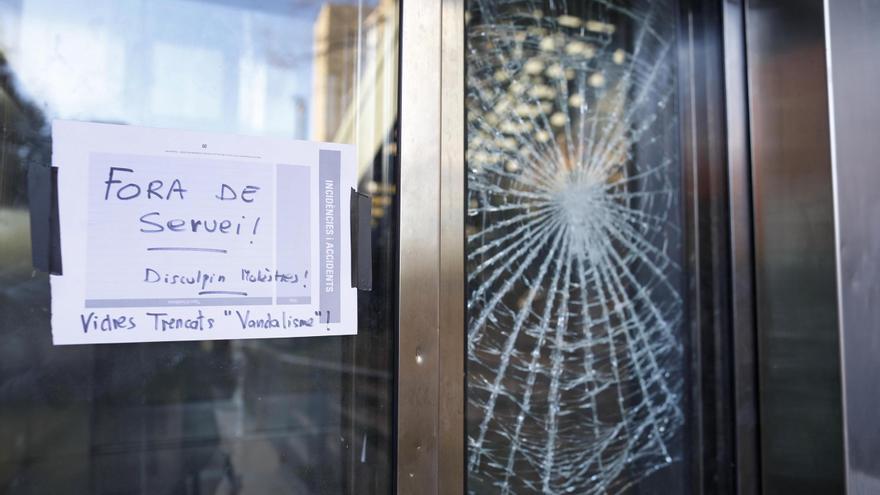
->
[0,1,399,494]
[458,1,734,493]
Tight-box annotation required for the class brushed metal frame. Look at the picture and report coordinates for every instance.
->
[721,1,760,493]
[678,1,745,492]
[824,0,880,491]
[399,1,762,493]
[398,0,465,493]
[438,0,466,493]
[744,0,845,492]
[398,0,441,490]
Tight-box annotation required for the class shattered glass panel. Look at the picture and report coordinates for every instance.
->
[465,1,688,493]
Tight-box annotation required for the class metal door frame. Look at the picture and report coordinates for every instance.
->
[395,1,756,493]
[825,0,880,491]
[721,2,760,493]
[744,0,846,492]
[397,0,466,493]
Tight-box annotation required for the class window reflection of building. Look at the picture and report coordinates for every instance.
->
[0,0,316,137]
[311,4,360,142]
[311,0,398,225]
[307,5,401,493]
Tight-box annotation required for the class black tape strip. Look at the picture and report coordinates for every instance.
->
[49,166,62,274]
[28,165,62,275]
[350,188,372,291]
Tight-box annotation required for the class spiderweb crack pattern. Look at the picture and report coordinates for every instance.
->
[465,1,686,493]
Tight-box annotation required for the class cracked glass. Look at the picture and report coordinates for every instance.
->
[465,1,689,493]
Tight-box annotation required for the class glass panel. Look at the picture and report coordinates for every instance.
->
[0,0,398,493]
[465,1,688,493]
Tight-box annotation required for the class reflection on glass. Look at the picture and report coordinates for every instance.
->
[465,1,687,493]
[0,0,398,493]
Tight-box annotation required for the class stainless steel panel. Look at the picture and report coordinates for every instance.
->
[678,3,739,492]
[824,1,880,491]
[722,1,760,493]
[398,1,467,492]
[398,0,442,492]
[745,0,845,492]
[439,0,466,493]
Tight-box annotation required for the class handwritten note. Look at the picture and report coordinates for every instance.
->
[51,120,357,345]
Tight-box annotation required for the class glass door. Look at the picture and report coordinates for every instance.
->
[0,1,399,494]
[464,0,689,490]
[457,0,735,493]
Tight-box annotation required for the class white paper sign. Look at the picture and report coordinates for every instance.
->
[51,120,357,345]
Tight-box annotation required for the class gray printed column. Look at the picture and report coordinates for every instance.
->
[319,150,340,323]
[276,164,311,304]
